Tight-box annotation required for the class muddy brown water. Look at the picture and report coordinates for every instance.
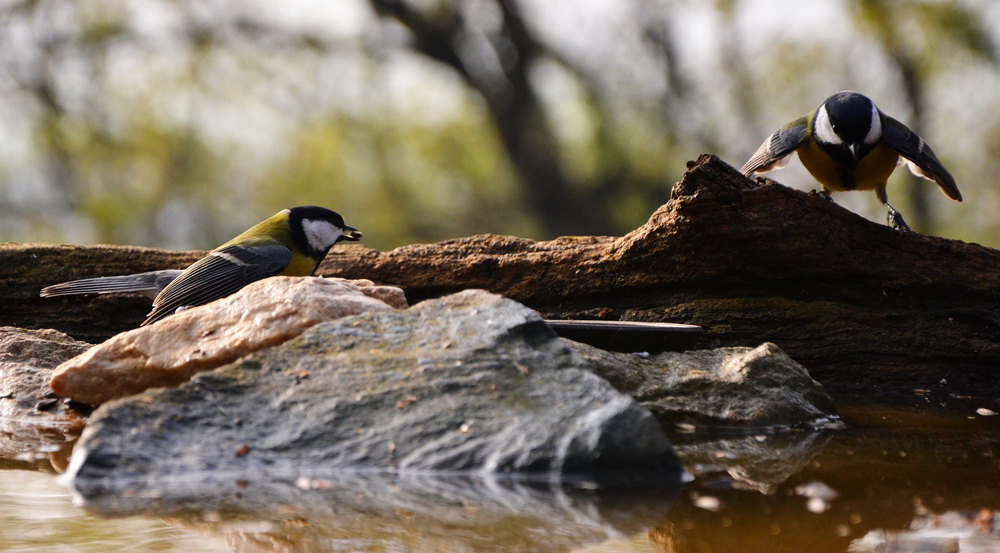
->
[0,399,997,553]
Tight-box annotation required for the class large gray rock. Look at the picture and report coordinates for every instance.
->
[69,290,682,503]
[571,341,838,431]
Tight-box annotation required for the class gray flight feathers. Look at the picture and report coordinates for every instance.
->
[141,244,292,326]
[40,270,184,301]
[740,117,808,176]
[881,116,962,201]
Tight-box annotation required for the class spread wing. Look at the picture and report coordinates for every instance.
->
[881,115,962,202]
[142,244,291,326]
[740,117,809,176]
[40,270,183,301]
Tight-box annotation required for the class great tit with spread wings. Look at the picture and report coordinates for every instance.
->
[741,90,961,231]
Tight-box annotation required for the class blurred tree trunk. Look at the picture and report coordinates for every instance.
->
[856,1,932,233]
[370,0,620,237]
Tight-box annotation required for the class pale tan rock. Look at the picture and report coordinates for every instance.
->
[50,277,404,405]
[332,277,408,309]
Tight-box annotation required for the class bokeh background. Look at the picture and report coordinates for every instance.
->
[1,0,999,252]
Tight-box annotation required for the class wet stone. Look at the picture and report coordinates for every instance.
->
[68,290,683,504]
[570,341,838,431]
[0,327,90,460]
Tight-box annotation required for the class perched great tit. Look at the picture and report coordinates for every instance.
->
[740,90,961,231]
[41,206,361,326]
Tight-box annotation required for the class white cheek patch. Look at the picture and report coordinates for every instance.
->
[864,102,882,144]
[814,105,841,145]
[303,219,343,251]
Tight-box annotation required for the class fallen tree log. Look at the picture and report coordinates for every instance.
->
[3,155,998,401]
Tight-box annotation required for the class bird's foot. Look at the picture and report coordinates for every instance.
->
[813,190,834,203]
[887,208,911,233]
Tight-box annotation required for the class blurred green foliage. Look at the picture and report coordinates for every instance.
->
[0,0,997,251]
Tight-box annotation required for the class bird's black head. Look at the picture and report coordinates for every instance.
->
[287,205,362,260]
[813,91,882,160]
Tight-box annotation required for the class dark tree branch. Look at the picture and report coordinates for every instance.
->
[368,0,618,237]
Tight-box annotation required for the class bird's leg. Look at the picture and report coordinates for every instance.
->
[876,187,911,232]
[885,205,911,232]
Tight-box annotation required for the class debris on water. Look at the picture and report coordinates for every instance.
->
[795,480,838,500]
[810,415,847,430]
[795,480,838,513]
[34,399,59,412]
[692,494,722,512]
[805,497,830,513]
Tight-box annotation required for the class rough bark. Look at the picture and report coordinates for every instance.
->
[1,245,204,341]
[3,155,997,400]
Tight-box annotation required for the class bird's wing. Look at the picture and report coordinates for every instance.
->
[142,244,291,325]
[881,115,962,202]
[740,117,809,176]
[40,270,184,300]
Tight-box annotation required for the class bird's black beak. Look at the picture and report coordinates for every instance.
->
[849,143,861,160]
[342,225,362,241]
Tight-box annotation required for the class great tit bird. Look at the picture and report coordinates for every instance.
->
[41,206,361,326]
[740,90,961,231]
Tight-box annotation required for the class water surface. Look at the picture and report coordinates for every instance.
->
[2,400,998,552]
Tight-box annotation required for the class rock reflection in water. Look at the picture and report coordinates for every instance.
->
[78,472,680,553]
[672,430,833,494]
[648,420,1000,553]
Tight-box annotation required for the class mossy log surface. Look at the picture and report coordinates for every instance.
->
[3,155,998,400]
